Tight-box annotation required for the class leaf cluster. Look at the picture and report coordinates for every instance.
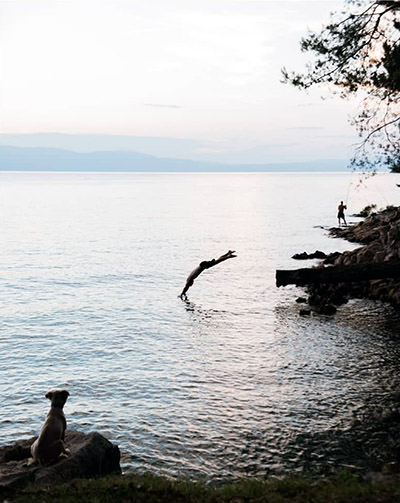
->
[282,0,400,172]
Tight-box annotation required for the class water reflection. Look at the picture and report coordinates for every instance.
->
[181,296,225,321]
[271,298,400,474]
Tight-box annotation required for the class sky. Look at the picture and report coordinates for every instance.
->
[0,0,360,164]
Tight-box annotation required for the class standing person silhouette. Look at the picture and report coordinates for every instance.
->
[179,250,237,298]
[337,201,347,226]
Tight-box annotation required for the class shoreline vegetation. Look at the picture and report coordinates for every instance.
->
[6,471,400,503]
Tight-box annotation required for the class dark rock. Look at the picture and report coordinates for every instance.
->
[380,409,400,423]
[0,430,120,495]
[299,309,311,316]
[292,252,309,260]
[0,440,32,463]
[295,297,307,304]
[313,250,327,259]
[308,294,321,306]
[318,304,337,316]
[292,250,327,260]
[330,292,348,306]
[323,251,341,265]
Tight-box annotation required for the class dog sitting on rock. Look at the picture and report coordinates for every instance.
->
[30,389,70,465]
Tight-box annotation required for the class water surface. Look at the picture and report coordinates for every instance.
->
[1,171,400,479]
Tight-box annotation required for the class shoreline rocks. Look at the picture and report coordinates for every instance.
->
[294,206,400,313]
[0,430,121,496]
[292,250,327,260]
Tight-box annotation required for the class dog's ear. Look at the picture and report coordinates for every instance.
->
[61,390,70,399]
[45,391,53,400]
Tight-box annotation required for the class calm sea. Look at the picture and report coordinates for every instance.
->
[1,171,400,479]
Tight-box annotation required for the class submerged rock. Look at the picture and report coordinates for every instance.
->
[317,304,337,316]
[0,430,120,495]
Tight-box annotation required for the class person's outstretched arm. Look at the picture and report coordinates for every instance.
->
[213,250,237,265]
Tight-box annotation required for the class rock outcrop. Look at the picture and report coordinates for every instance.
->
[0,430,120,496]
[292,250,327,260]
[308,206,400,311]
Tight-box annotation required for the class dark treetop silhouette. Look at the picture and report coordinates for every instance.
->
[282,0,400,172]
[180,250,237,298]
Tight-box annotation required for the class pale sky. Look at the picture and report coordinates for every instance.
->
[0,0,359,163]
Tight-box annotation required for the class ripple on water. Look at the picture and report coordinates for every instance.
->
[2,172,400,479]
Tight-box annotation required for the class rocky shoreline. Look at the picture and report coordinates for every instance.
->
[296,206,400,314]
[0,430,120,498]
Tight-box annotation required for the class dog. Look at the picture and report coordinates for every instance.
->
[30,389,70,465]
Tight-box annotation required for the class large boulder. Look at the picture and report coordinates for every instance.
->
[0,430,120,495]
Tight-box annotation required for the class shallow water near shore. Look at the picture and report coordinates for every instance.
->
[1,171,400,479]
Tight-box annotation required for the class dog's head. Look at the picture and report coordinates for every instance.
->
[45,389,70,409]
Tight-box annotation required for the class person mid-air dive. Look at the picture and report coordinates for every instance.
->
[179,250,237,299]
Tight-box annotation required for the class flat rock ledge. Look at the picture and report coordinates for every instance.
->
[0,430,121,496]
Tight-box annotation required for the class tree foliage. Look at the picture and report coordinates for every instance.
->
[282,0,400,172]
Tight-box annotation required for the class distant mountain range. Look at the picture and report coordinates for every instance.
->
[0,145,349,172]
